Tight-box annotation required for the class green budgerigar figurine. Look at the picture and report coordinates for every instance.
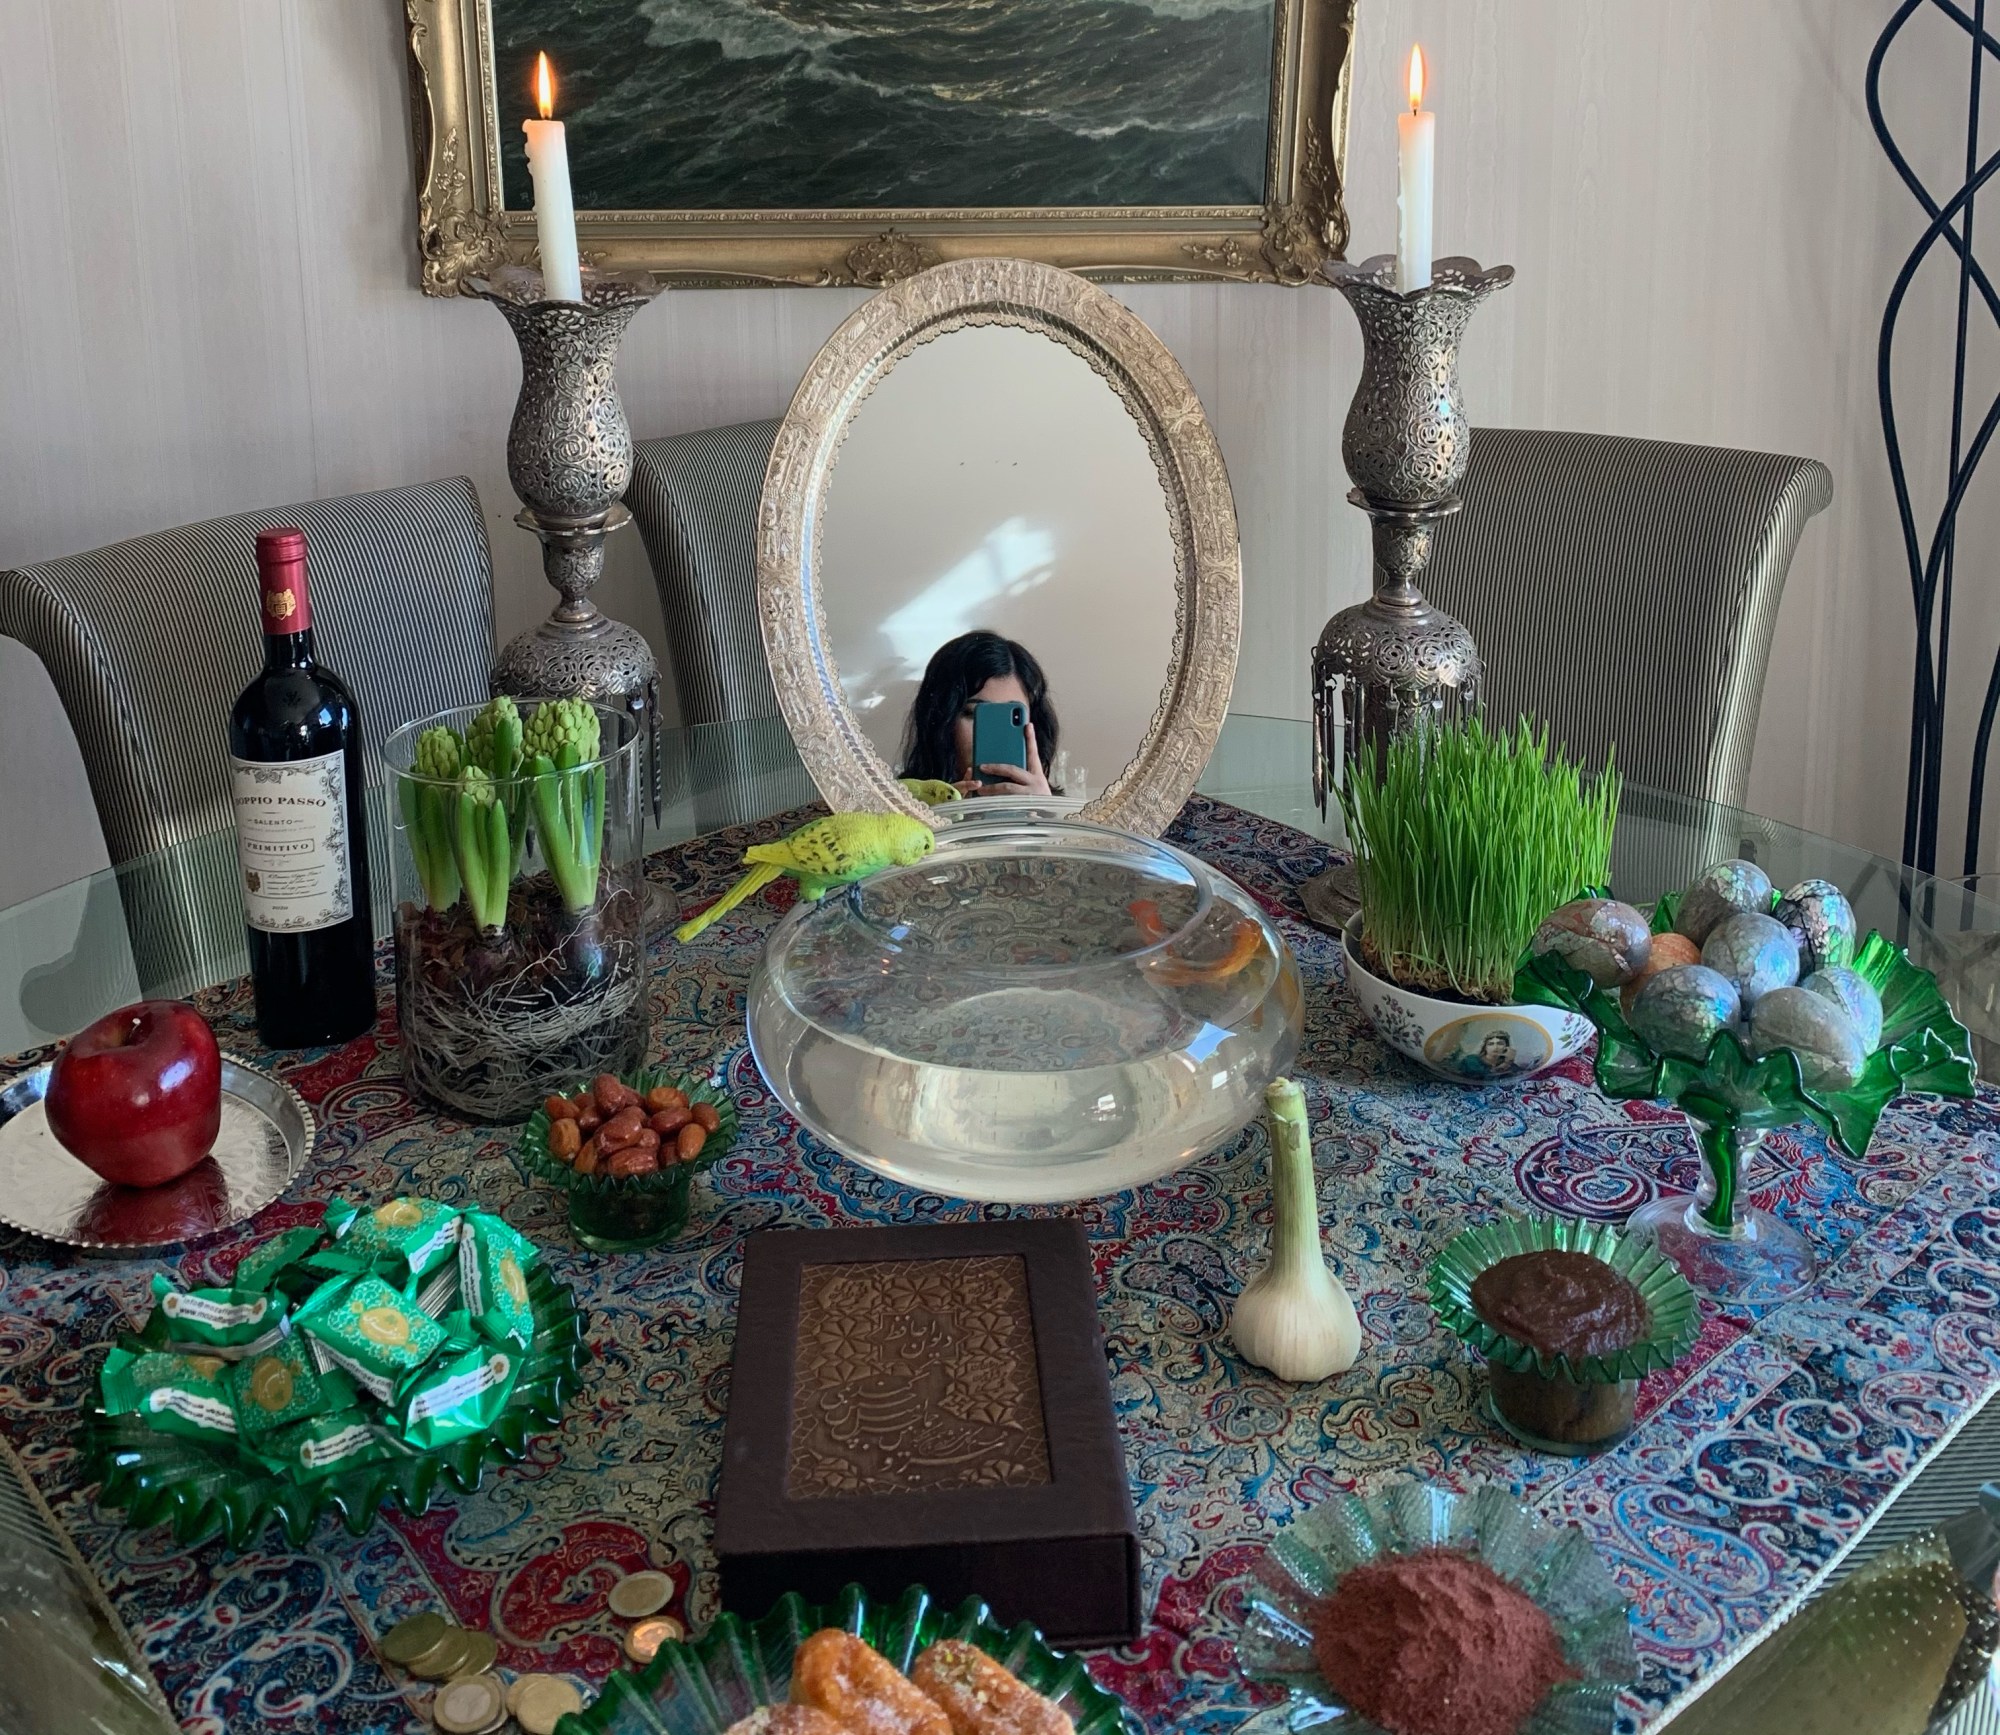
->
[674,812,935,942]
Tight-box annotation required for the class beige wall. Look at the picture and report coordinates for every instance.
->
[0,0,1979,906]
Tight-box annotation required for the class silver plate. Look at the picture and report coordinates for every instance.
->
[0,1057,315,1253]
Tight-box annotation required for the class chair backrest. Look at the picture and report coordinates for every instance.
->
[1423,427,1833,811]
[627,420,781,728]
[0,477,495,993]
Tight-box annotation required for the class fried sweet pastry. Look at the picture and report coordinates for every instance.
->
[724,1709,851,1735]
[791,1629,951,1735]
[911,1640,1075,1735]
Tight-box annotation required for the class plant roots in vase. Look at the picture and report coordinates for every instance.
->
[396,866,648,1123]
[1626,1121,1818,1305]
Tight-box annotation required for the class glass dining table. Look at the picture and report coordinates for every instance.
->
[1,711,1996,1734]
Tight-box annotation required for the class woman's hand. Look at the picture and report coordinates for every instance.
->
[975,721,1052,796]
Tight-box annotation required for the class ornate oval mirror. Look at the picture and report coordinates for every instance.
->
[756,257,1240,834]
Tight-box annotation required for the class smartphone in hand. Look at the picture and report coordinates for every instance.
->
[971,699,1029,773]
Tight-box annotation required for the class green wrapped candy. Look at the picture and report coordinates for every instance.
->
[231,1226,325,1297]
[457,1210,538,1350]
[316,1196,463,1286]
[257,1410,406,1479]
[227,1334,356,1438]
[149,1274,283,1354]
[101,1346,238,1443]
[294,1273,447,1402]
[394,1342,520,1448]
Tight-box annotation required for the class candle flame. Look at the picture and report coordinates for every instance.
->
[1407,44,1426,112]
[535,51,556,120]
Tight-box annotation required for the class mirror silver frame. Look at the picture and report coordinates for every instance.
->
[755,257,1242,836]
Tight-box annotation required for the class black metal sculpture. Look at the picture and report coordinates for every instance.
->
[1871,0,1999,875]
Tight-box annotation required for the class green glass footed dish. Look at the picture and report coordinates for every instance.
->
[80,1259,586,1551]
[1429,1216,1700,1455]
[574,1581,1142,1735]
[1230,1481,1637,1735]
[514,1069,740,1253]
[1514,890,1975,1304]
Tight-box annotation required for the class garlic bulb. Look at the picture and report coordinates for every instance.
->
[1229,1076,1362,1382]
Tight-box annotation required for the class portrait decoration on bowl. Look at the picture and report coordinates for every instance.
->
[388,696,651,1123]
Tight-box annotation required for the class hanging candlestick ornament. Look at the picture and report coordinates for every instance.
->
[1301,251,1513,933]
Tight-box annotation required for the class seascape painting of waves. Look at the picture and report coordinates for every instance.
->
[491,0,1277,210]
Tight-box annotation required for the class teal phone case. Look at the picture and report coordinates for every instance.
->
[972,700,1028,772]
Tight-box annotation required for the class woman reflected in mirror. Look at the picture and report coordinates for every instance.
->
[900,630,1059,797]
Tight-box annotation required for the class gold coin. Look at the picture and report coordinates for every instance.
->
[606,1570,673,1619]
[513,1675,585,1735]
[382,1611,450,1666]
[448,1631,498,1679]
[408,1628,473,1680]
[432,1671,506,1735]
[623,1615,683,1664]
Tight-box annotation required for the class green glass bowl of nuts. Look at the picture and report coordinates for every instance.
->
[514,1069,740,1253]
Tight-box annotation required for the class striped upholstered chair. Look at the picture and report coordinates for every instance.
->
[1422,428,1833,886]
[627,420,817,831]
[0,477,496,997]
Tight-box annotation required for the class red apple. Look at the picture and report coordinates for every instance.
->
[45,1001,223,1188]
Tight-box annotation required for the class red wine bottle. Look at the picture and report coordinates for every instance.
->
[227,528,375,1048]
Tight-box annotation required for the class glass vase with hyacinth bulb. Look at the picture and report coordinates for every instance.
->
[383,697,651,1123]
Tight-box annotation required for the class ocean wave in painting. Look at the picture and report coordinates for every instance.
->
[491,0,1276,210]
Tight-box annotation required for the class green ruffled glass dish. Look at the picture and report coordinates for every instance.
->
[515,1069,739,1253]
[571,1582,1143,1735]
[1429,1215,1700,1454]
[80,1259,585,1551]
[1515,890,1976,1303]
[1230,1481,1636,1735]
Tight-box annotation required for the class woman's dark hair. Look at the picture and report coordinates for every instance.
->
[899,630,1060,784]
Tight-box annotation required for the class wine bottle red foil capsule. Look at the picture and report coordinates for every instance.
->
[256,527,311,635]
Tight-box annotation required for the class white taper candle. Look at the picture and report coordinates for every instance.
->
[1396,45,1435,294]
[524,51,584,304]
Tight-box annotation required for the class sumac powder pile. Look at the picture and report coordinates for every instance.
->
[1310,1547,1575,1735]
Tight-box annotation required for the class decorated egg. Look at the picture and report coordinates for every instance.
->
[1702,911,1800,1004]
[1673,858,1776,946]
[1628,964,1742,1059]
[1804,965,1883,1053]
[1746,985,1867,1092]
[1775,878,1858,974]
[1531,898,1652,988]
[1620,931,1703,1013]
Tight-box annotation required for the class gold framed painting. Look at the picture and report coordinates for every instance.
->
[405,0,1356,294]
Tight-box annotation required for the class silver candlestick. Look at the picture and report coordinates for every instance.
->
[1302,253,1513,933]
[469,264,665,818]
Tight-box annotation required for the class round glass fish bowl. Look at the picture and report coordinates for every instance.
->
[747,821,1304,1202]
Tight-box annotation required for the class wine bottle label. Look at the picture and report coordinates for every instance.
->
[229,750,355,933]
